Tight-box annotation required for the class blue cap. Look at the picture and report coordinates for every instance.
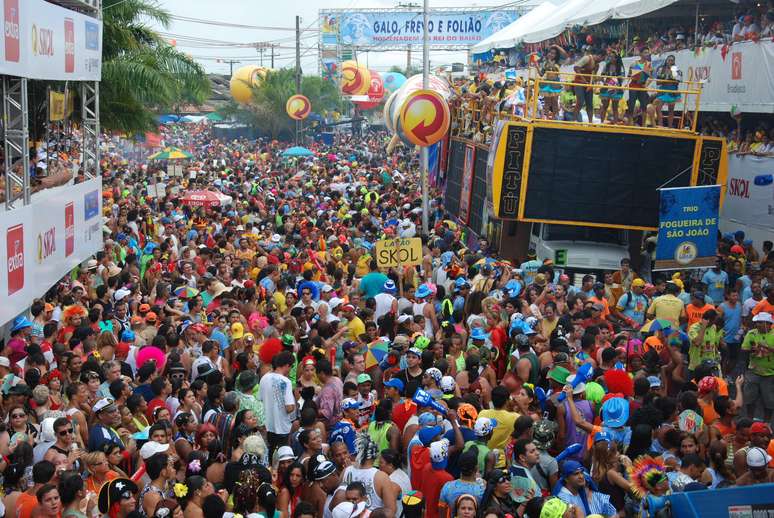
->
[384,378,404,393]
[415,285,432,299]
[121,329,135,342]
[440,251,454,266]
[647,375,662,388]
[116,232,127,242]
[417,425,443,446]
[602,397,630,428]
[383,280,397,293]
[454,277,470,290]
[341,398,360,411]
[561,460,586,478]
[418,412,437,426]
[471,327,489,341]
[10,316,32,333]
[594,430,613,443]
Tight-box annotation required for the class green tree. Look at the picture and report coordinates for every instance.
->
[100,0,210,133]
[224,70,342,140]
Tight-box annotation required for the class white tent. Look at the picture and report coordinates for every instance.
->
[471,2,557,54]
[522,0,592,44]
[476,0,683,48]
[564,0,680,28]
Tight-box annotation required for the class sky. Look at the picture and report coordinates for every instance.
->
[149,0,541,76]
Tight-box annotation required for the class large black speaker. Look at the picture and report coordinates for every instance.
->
[522,126,698,229]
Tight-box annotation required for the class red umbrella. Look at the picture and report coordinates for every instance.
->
[180,190,233,208]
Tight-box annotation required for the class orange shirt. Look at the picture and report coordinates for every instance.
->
[85,470,118,494]
[16,492,38,518]
[699,399,719,425]
[589,296,611,319]
[686,303,715,327]
[752,299,774,316]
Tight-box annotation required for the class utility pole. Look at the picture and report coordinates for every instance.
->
[406,44,411,74]
[420,0,429,235]
[295,15,302,145]
[222,59,240,75]
[271,44,275,68]
[259,47,264,66]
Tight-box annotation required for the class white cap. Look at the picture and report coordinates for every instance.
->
[271,234,282,243]
[140,440,170,460]
[329,297,344,310]
[113,288,131,302]
[747,446,772,467]
[0,356,10,368]
[566,374,586,394]
[39,417,57,443]
[275,445,296,462]
[397,314,412,324]
[753,312,773,324]
[92,398,117,413]
[332,502,368,518]
[321,284,334,293]
[440,375,456,393]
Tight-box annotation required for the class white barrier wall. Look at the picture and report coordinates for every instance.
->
[720,154,774,248]
[0,178,103,325]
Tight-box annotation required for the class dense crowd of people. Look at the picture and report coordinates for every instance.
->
[0,121,773,518]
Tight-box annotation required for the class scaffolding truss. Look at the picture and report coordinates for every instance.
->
[3,77,30,210]
[81,82,100,181]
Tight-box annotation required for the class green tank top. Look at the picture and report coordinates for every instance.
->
[368,421,391,466]
[463,440,491,474]
[520,352,540,386]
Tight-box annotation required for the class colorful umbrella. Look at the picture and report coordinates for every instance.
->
[281,146,315,158]
[148,146,193,160]
[365,340,389,369]
[174,286,200,299]
[641,318,673,333]
[180,190,233,208]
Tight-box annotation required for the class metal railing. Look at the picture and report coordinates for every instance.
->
[449,70,704,142]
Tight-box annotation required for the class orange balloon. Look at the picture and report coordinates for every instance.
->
[286,94,311,120]
[399,89,450,147]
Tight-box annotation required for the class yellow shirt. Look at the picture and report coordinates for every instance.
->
[347,316,366,341]
[647,294,685,328]
[479,408,520,466]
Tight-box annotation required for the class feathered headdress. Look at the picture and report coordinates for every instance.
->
[628,455,668,497]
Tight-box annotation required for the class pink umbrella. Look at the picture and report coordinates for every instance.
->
[180,190,233,208]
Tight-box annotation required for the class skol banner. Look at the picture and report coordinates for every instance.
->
[1,0,102,81]
[655,185,721,270]
[323,9,518,47]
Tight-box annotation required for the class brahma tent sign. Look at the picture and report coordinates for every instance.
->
[0,0,102,81]
[322,10,518,47]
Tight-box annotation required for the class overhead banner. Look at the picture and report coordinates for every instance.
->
[322,10,518,47]
[374,237,423,268]
[0,178,103,326]
[655,185,721,271]
[1,0,102,81]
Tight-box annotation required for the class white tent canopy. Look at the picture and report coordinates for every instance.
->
[474,0,681,50]
[471,2,557,54]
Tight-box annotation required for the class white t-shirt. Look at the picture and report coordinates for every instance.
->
[259,371,295,435]
[373,293,396,322]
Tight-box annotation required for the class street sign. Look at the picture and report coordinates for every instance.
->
[375,237,423,268]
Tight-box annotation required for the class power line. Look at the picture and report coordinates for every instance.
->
[168,14,319,32]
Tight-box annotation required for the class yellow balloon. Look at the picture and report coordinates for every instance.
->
[230,65,268,104]
[341,61,371,96]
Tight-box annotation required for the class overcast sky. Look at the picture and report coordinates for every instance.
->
[150,0,540,76]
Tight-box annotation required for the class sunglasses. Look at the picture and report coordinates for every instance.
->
[11,413,25,418]
[58,428,74,436]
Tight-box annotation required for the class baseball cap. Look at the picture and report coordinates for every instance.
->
[231,322,245,340]
[417,425,443,446]
[313,460,337,480]
[342,304,355,313]
[474,417,497,437]
[747,446,772,467]
[547,366,570,385]
[138,303,151,313]
[356,373,372,385]
[139,440,170,459]
[457,403,479,428]
[418,412,437,426]
[145,312,158,323]
[631,278,646,288]
[407,347,422,357]
[321,284,334,293]
[341,398,360,411]
[440,375,456,393]
[92,398,117,414]
[647,375,662,388]
[332,502,367,518]
[0,356,10,368]
[384,378,404,393]
[753,312,773,324]
[429,439,450,469]
[751,422,772,435]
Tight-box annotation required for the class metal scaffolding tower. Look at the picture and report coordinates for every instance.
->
[3,77,30,210]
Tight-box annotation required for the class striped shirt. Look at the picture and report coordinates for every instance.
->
[557,487,617,517]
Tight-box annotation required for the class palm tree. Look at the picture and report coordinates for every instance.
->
[100,0,210,133]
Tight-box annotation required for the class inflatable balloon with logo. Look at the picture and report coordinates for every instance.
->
[286,94,312,120]
[230,65,269,105]
[382,71,407,95]
[340,60,371,96]
[385,74,452,151]
[353,70,385,110]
